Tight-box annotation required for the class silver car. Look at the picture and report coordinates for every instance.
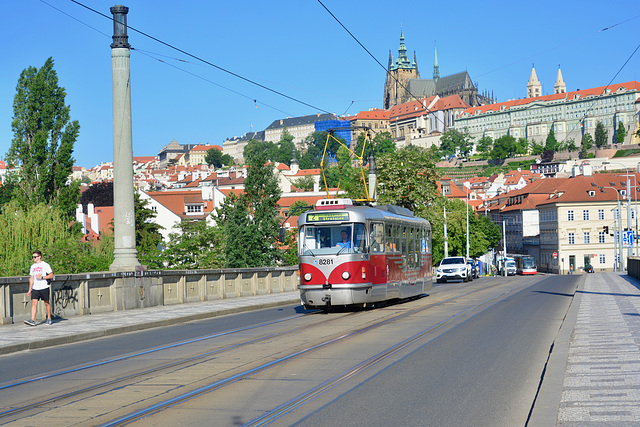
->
[436,256,471,283]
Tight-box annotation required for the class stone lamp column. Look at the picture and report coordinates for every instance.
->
[109,5,140,271]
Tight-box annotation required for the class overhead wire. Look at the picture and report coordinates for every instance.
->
[40,0,296,119]
[66,0,334,115]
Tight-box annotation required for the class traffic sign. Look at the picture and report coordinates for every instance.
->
[623,230,634,248]
[553,252,557,258]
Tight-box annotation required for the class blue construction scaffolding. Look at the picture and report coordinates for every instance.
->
[315,119,351,148]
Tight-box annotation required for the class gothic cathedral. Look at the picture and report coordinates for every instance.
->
[383,31,492,109]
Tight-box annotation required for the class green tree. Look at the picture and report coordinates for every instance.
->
[219,154,282,268]
[594,121,608,148]
[490,135,517,160]
[158,219,224,269]
[292,175,315,191]
[581,133,593,159]
[425,198,501,265]
[439,129,473,158]
[515,137,529,156]
[376,146,439,214]
[0,201,75,276]
[299,145,322,169]
[544,129,558,151]
[565,138,578,152]
[244,139,275,164]
[530,141,544,155]
[5,57,80,215]
[353,131,395,159]
[615,122,627,145]
[134,193,164,268]
[205,148,224,168]
[476,136,493,158]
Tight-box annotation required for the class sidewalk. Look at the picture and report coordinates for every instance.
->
[532,271,640,425]
[0,291,301,356]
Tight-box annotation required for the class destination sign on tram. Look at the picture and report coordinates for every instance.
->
[307,212,350,222]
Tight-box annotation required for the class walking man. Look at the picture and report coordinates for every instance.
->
[24,250,53,326]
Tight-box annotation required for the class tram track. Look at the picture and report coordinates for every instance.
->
[0,277,541,426]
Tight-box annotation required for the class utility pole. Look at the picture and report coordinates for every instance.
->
[443,201,449,258]
[109,5,140,271]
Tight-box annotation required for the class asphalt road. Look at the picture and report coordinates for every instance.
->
[296,274,580,426]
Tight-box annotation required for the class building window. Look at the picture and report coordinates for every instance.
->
[598,209,605,220]
[569,232,575,244]
[584,232,590,244]
[599,231,605,243]
[186,204,203,213]
[599,254,606,264]
[583,210,590,221]
[568,210,574,221]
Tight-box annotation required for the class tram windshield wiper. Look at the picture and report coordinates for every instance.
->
[303,243,316,257]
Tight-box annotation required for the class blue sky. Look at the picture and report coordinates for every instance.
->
[1,0,638,168]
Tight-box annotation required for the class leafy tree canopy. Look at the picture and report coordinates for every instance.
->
[490,135,518,160]
[205,148,228,168]
[5,57,80,216]
[376,146,439,215]
[544,129,558,151]
[439,129,474,157]
[616,121,627,144]
[594,121,608,148]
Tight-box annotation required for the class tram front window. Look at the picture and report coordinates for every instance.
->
[299,223,366,255]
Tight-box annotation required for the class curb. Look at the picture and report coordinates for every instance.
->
[0,297,300,356]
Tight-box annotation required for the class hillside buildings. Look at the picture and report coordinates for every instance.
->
[454,70,640,146]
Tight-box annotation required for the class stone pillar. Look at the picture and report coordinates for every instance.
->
[110,5,140,271]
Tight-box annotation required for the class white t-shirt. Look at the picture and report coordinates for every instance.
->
[30,261,53,291]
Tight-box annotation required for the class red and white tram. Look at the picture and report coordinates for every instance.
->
[297,198,432,309]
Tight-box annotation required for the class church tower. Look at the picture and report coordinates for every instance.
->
[383,30,420,109]
[527,64,542,98]
[554,65,566,94]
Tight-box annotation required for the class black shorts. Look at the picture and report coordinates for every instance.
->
[31,288,50,302]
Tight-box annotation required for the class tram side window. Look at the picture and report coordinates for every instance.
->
[409,227,416,268]
[371,223,384,253]
[386,224,396,252]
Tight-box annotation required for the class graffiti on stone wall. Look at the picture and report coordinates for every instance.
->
[52,284,78,317]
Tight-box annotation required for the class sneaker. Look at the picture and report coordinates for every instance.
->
[46,318,52,325]
[24,319,36,326]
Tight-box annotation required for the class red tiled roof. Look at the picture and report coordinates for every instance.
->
[462,81,640,116]
[347,109,391,121]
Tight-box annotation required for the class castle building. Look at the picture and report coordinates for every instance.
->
[383,31,491,109]
[454,76,640,146]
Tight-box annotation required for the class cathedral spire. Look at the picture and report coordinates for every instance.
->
[527,63,542,98]
[433,43,440,83]
[391,29,415,70]
[554,65,566,94]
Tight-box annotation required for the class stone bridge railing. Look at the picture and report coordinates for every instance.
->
[0,266,299,325]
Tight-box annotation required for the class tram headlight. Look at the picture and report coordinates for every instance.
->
[342,271,350,280]
[304,272,312,281]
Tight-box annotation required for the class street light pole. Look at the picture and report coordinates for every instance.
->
[601,186,622,272]
[466,184,470,259]
[604,162,632,268]
[443,200,449,258]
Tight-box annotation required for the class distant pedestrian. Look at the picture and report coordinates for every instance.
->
[569,264,574,275]
[24,250,53,326]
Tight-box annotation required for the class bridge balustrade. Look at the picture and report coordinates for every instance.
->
[0,266,298,325]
